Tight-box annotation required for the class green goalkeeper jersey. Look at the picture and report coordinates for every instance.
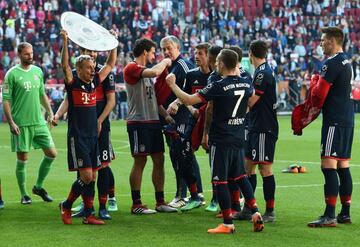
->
[2,64,46,127]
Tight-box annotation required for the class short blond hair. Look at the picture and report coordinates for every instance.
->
[75,55,93,68]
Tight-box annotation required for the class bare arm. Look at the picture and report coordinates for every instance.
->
[60,30,73,84]
[52,94,69,126]
[97,92,116,135]
[142,58,172,78]
[201,101,213,150]
[40,94,54,124]
[98,48,117,83]
[3,100,20,135]
[158,105,175,124]
[165,73,202,106]
[203,101,213,135]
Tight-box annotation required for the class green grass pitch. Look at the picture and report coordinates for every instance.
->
[0,116,359,247]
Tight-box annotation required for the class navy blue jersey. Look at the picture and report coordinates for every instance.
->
[240,67,253,128]
[95,63,115,131]
[66,73,100,137]
[164,55,194,123]
[198,75,253,147]
[248,62,278,137]
[240,68,253,82]
[207,70,222,85]
[320,53,354,127]
[183,67,210,109]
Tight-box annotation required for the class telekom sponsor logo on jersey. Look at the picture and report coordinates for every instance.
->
[24,81,32,91]
[72,89,96,107]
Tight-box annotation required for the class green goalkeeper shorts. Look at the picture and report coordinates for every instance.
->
[11,124,55,152]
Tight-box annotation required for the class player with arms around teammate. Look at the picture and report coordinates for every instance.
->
[59,30,117,225]
[166,49,264,234]
[2,42,57,204]
[123,38,177,214]
[244,40,279,223]
[293,27,354,227]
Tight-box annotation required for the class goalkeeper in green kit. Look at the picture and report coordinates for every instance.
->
[2,42,57,204]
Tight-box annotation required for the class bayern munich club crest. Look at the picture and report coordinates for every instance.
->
[320,64,328,76]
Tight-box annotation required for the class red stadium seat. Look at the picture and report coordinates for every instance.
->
[350,32,357,42]
[356,8,360,17]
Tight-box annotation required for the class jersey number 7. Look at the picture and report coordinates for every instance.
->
[232,90,245,117]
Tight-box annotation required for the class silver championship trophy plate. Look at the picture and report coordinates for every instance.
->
[61,11,118,51]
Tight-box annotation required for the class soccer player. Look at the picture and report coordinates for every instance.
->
[58,30,117,225]
[159,35,204,209]
[292,27,354,227]
[0,179,4,209]
[245,40,279,223]
[165,43,211,211]
[2,42,57,204]
[202,45,222,212]
[53,47,118,220]
[123,38,177,214]
[166,49,264,234]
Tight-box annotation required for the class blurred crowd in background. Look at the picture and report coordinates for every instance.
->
[1,0,360,118]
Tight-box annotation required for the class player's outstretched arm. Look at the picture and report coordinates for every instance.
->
[166,73,202,106]
[99,50,117,83]
[60,30,73,84]
[98,30,118,83]
[142,58,172,78]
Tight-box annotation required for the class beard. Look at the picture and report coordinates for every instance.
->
[22,59,33,66]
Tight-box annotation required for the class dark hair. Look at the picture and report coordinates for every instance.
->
[249,40,268,59]
[195,43,210,54]
[17,42,32,54]
[218,49,238,70]
[133,38,157,57]
[321,26,344,45]
[208,45,222,58]
[229,46,243,63]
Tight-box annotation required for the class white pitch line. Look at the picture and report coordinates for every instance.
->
[1,144,360,167]
[2,182,360,204]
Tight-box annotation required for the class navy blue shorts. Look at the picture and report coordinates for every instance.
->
[67,136,101,171]
[245,132,277,164]
[209,144,246,184]
[98,130,115,166]
[127,125,164,156]
[321,125,353,160]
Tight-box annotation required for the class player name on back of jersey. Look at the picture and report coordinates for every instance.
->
[223,82,251,91]
[228,117,245,125]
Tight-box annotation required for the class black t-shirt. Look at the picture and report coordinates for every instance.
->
[183,67,210,109]
[321,53,354,127]
[248,62,279,137]
[198,75,253,148]
[164,56,194,123]
[207,70,222,85]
